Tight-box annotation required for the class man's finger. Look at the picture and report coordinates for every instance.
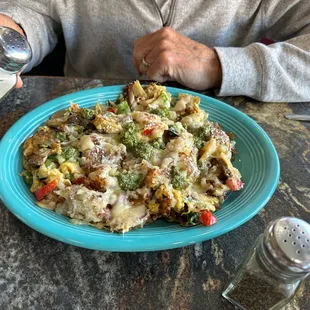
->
[138,41,175,75]
[138,57,151,75]
[15,76,23,88]
[133,35,156,64]
[132,56,142,75]
[146,57,172,83]
[0,14,25,36]
[133,28,166,65]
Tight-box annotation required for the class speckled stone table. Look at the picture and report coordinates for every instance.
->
[0,76,309,310]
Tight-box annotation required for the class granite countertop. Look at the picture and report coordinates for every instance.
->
[0,76,309,310]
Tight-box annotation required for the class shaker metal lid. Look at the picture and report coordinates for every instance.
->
[0,26,32,72]
[265,217,310,275]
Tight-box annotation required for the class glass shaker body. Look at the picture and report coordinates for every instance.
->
[223,217,310,310]
[222,235,301,310]
[0,26,32,102]
[0,67,18,100]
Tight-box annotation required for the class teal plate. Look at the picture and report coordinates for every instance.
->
[0,86,280,252]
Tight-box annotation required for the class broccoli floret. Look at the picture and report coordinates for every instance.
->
[134,142,155,161]
[44,159,56,169]
[120,123,155,160]
[193,126,211,149]
[80,108,95,120]
[64,173,74,180]
[21,170,33,185]
[120,122,139,149]
[62,147,80,162]
[171,167,188,190]
[151,138,166,150]
[194,136,204,149]
[160,92,169,104]
[117,101,130,114]
[117,171,143,191]
[150,107,170,118]
[168,124,180,135]
[115,94,125,105]
[44,154,59,168]
[56,131,67,142]
[73,125,84,134]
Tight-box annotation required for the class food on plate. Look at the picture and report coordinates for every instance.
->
[20,81,243,233]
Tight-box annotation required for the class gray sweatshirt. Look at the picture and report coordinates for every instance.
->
[1,0,310,102]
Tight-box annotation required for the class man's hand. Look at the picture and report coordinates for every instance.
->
[132,27,222,90]
[0,14,25,88]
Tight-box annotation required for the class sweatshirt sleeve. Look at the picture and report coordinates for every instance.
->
[0,0,61,72]
[214,0,310,102]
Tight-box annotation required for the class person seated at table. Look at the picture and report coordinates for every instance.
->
[0,0,309,102]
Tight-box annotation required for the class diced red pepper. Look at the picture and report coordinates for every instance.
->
[143,128,154,136]
[107,107,117,113]
[72,176,88,185]
[200,210,217,226]
[34,179,58,201]
[226,177,244,191]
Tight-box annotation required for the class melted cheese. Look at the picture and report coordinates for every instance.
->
[181,111,206,129]
[60,162,84,175]
[172,99,187,112]
[79,135,95,152]
[219,152,241,178]
[199,138,217,161]
[132,111,161,124]
[109,195,147,232]
[166,132,194,155]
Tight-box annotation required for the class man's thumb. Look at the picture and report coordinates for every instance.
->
[15,75,23,88]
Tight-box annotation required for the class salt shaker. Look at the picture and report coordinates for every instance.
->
[222,217,310,310]
[0,26,32,101]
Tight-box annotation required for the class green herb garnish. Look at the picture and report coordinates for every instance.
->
[183,212,200,226]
